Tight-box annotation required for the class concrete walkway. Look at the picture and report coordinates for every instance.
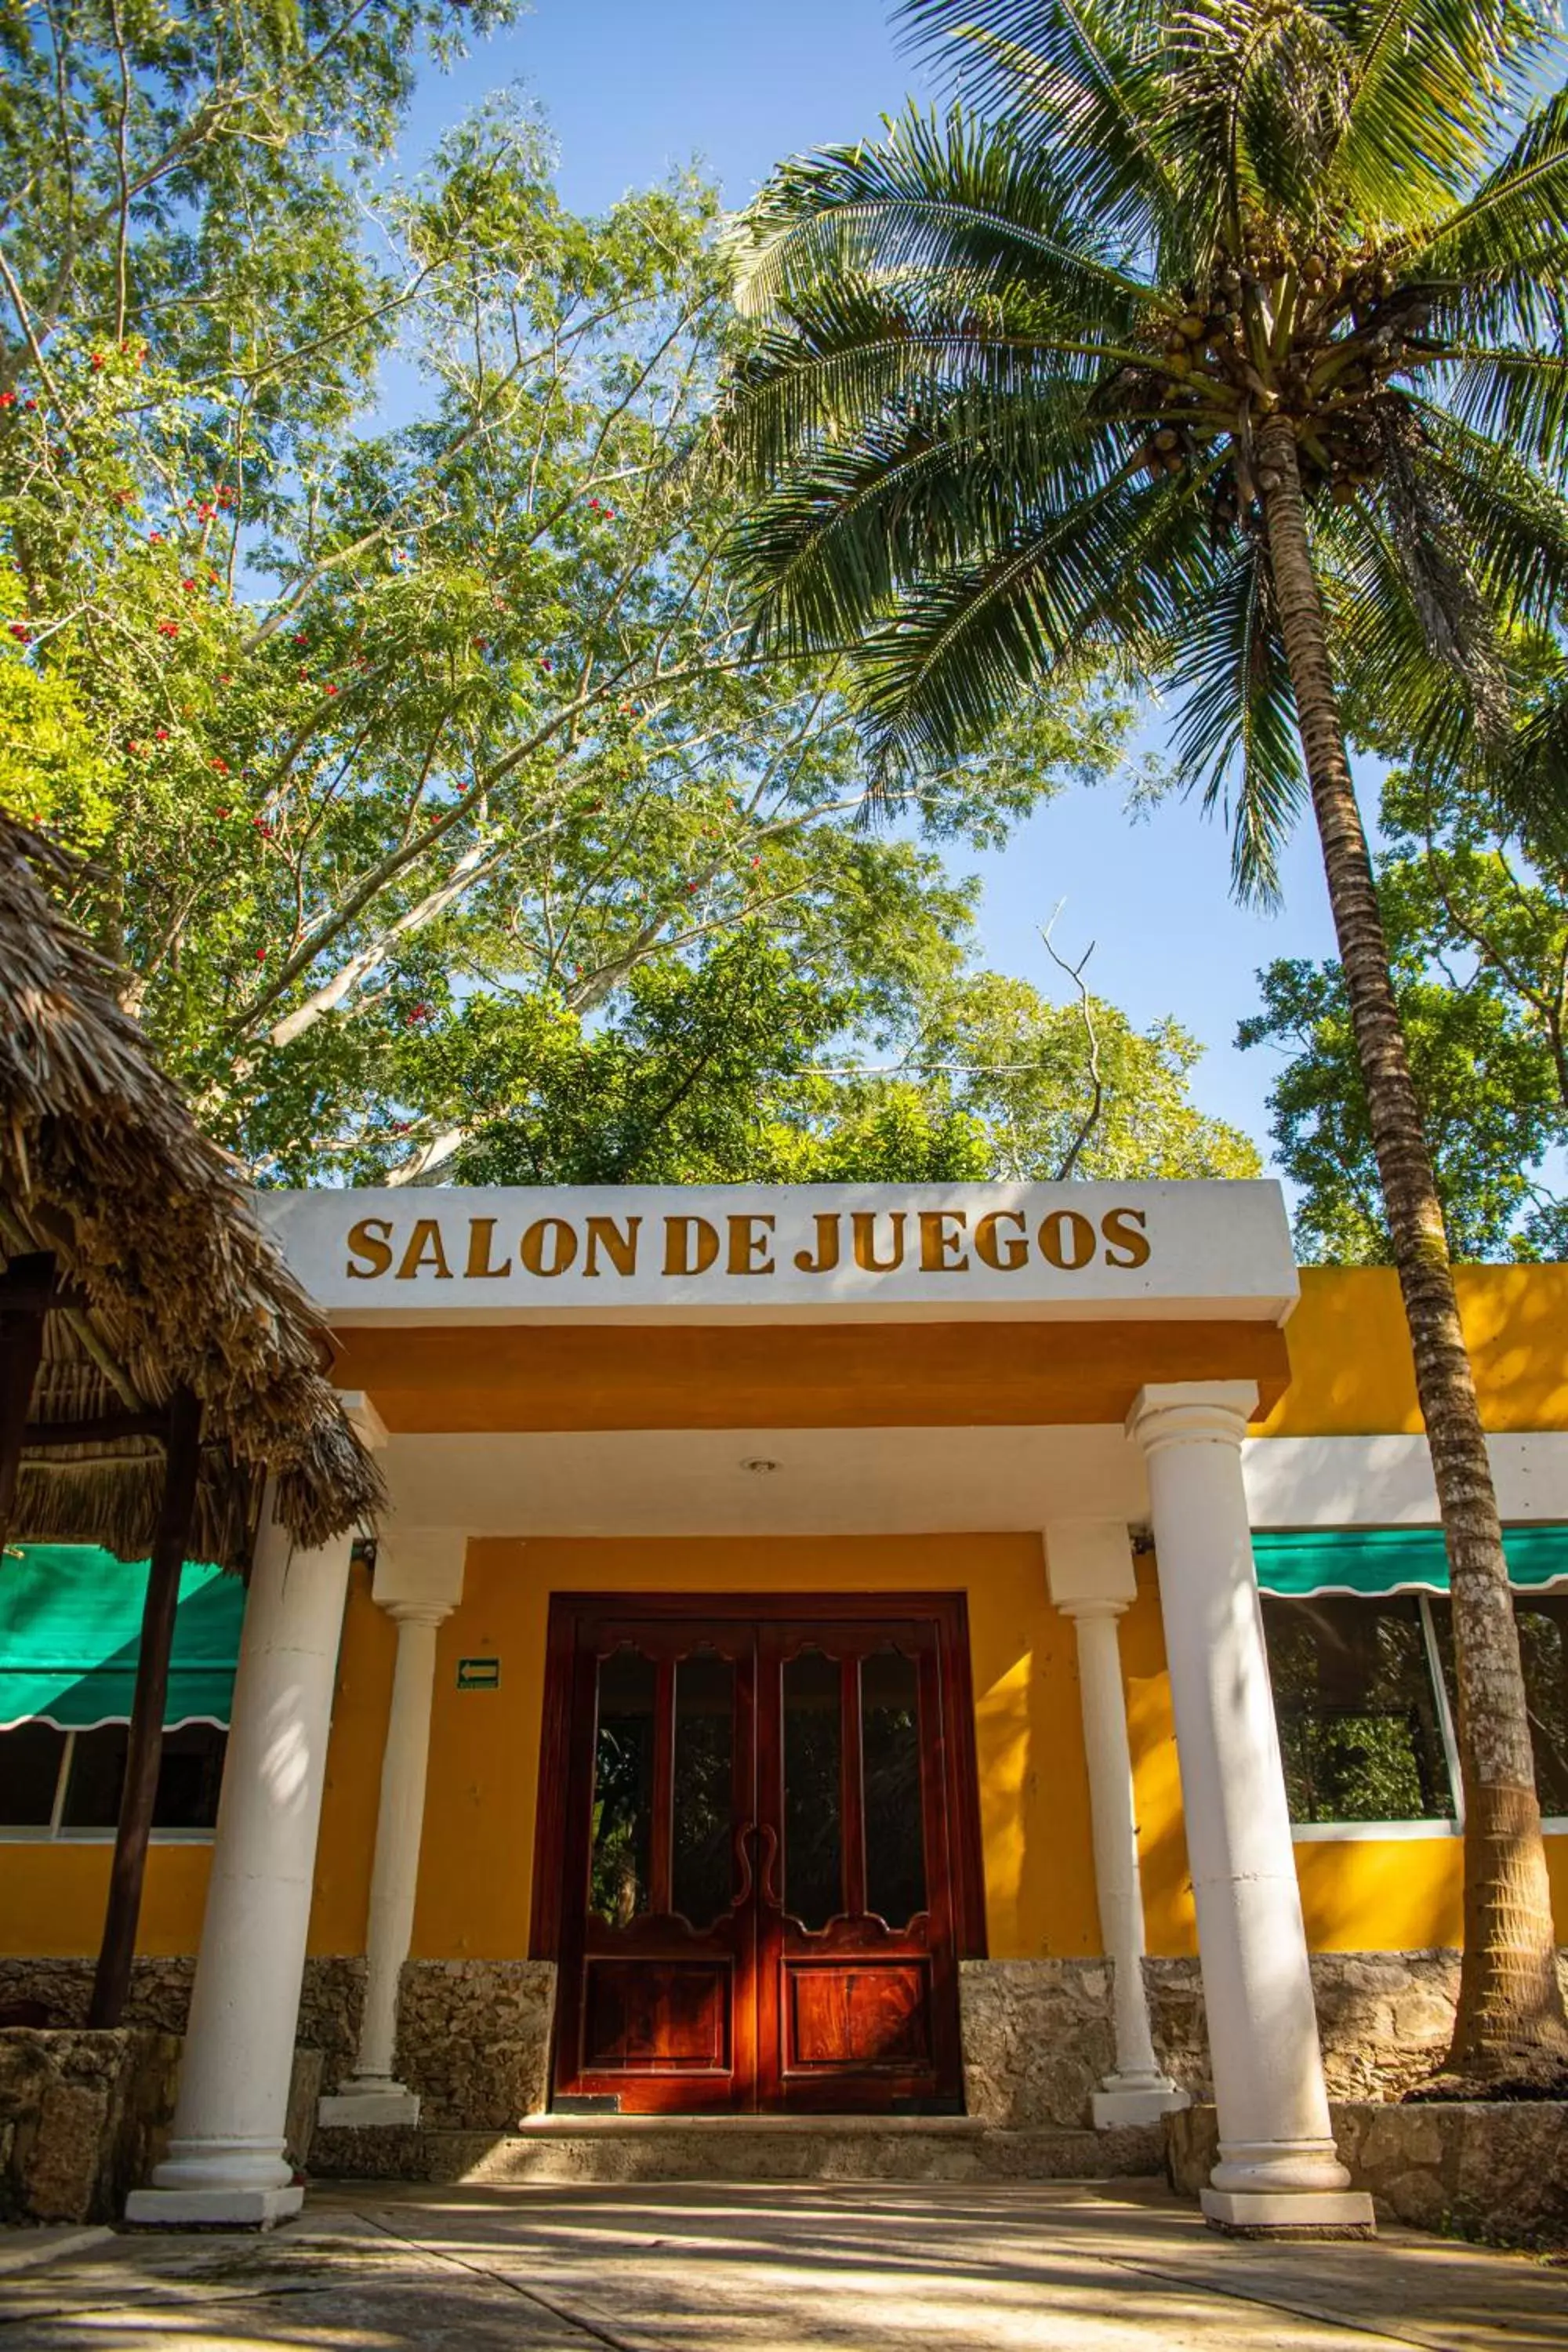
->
[1,2182,1564,2351]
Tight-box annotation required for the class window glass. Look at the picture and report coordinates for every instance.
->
[0,1722,67,1825]
[782,1646,844,1929]
[589,1647,656,1924]
[671,1648,735,1929]
[1261,1595,1455,1823]
[861,1646,927,1927]
[1429,1595,1568,1819]
[60,1723,227,1831]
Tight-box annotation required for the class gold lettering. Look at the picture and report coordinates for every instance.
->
[520,1217,578,1278]
[584,1215,641,1277]
[465,1217,512,1279]
[727,1213,776,1275]
[396,1218,452,1280]
[918,1208,969,1272]
[974,1208,1028,1271]
[851,1210,906,1272]
[663,1214,720,1276]
[793,1212,841,1274]
[347,1216,394,1279]
[1038,1208,1097,1271]
[1101,1206,1151,1269]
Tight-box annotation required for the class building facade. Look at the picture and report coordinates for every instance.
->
[2,1179,1566,2232]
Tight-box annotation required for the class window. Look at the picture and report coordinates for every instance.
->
[1427,1595,1568,1821]
[0,1722,227,1837]
[1261,1595,1457,1825]
[1261,1584,1568,1831]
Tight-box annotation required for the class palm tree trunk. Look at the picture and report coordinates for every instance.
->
[1255,413,1566,2078]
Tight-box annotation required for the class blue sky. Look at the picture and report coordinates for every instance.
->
[405,0,1352,1164]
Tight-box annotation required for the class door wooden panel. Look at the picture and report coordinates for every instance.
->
[547,1595,975,2114]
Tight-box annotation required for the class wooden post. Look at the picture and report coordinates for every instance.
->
[89,1385,203,2029]
[0,1252,54,1550]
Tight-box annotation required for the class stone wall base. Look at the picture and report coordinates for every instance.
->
[0,2028,180,2223]
[6,1947,1565,2185]
[1167,2100,1568,2249]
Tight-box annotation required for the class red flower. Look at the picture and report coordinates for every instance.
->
[751,856,761,868]
[155,727,169,740]
[0,393,14,410]
[212,757,230,774]
[324,682,338,696]
[8,622,30,643]
[181,578,197,592]
[157,619,179,638]
[126,740,141,755]
[197,503,215,522]
[23,400,35,412]
[148,532,164,544]
[254,948,267,962]
[540,658,553,672]
[294,631,308,644]
[215,806,230,818]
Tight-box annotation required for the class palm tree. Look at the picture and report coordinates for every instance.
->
[721,0,1568,2080]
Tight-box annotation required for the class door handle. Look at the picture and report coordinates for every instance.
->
[755,1821,782,1911]
[731,1819,755,1909]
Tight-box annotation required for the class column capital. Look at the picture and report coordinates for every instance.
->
[1125,1381,1258,1457]
[1044,1517,1137,1615]
[1054,1593,1130,1624]
[383,1596,453,1630]
[370,1526,466,1617]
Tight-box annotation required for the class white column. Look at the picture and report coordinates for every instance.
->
[1127,1383,1373,2234]
[1046,1519,1187,2129]
[318,1529,465,2129]
[127,1490,355,2227]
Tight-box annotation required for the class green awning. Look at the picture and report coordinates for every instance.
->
[0,1546,244,1730]
[1254,1524,1568,1599]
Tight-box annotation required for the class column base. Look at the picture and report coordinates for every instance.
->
[1092,2079,1190,2129]
[1200,2185,1375,2237]
[318,2082,422,2129]
[125,2184,303,2230]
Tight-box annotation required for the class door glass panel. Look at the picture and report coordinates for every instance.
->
[590,1646,656,1926]
[862,1646,927,1926]
[782,1646,843,1929]
[672,1647,735,1928]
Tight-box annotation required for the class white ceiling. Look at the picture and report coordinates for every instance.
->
[379,1423,1150,1537]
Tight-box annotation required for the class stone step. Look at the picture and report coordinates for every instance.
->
[310,2113,1167,2186]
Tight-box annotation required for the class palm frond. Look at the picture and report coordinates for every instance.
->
[722,272,1114,485]
[849,464,1216,766]
[1329,0,1556,233]
[733,111,1151,325]
[1433,336,1568,486]
[732,387,1135,654]
[1162,0,1354,238]
[893,0,1185,254]
[1413,398,1568,625]
[1408,84,1568,283]
[1166,536,1305,903]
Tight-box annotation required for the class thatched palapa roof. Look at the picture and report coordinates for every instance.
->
[1,813,383,1565]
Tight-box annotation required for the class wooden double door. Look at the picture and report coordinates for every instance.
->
[542,1595,980,2114]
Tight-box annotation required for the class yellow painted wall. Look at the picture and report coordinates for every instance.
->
[0,1560,394,1962]
[406,1533,1102,1963]
[0,1842,213,1958]
[1260,1264,1568,1436]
